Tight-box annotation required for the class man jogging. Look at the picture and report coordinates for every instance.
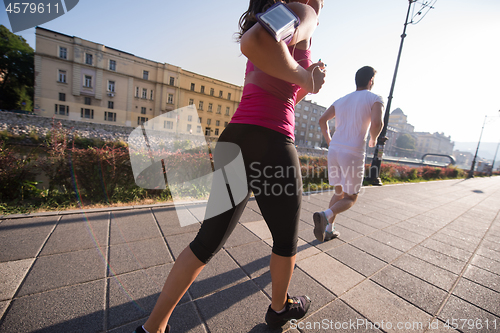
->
[313,66,384,242]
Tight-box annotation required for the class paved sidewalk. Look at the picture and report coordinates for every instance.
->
[1,177,500,333]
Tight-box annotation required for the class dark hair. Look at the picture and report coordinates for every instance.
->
[237,0,290,41]
[355,66,376,88]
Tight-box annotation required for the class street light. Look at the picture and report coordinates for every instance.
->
[468,110,500,178]
[367,0,436,185]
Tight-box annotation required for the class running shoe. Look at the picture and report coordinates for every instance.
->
[313,211,328,242]
[265,294,311,329]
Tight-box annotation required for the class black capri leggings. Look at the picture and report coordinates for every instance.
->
[190,123,303,264]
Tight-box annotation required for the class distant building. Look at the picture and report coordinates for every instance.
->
[414,132,454,163]
[34,27,242,138]
[388,108,415,133]
[294,100,331,148]
[453,150,473,169]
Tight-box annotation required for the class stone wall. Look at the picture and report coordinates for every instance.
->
[0,111,134,143]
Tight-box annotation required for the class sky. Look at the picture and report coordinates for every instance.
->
[2,0,500,148]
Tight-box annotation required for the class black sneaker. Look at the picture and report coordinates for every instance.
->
[134,324,170,333]
[265,294,311,329]
[313,211,329,242]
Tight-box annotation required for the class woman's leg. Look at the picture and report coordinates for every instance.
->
[270,253,296,311]
[143,247,205,333]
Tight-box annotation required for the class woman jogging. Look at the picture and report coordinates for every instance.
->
[135,1,326,332]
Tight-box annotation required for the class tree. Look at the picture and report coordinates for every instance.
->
[0,25,34,111]
[396,133,416,150]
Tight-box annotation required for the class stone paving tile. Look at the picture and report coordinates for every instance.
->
[327,243,387,277]
[296,252,365,296]
[17,248,106,297]
[470,254,500,276]
[238,207,263,222]
[370,265,448,315]
[40,212,109,256]
[452,278,500,317]
[349,237,404,263]
[107,263,186,330]
[481,239,500,253]
[429,230,480,253]
[352,214,393,230]
[341,280,433,333]
[195,280,270,333]
[337,217,379,236]
[226,241,271,279]
[404,215,449,231]
[241,220,272,240]
[0,216,58,262]
[0,300,8,323]
[0,259,34,301]
[396,220,438,238]
[438,295,500,333]
[366,211,403,225]
[153,206,201,236]
[420,238,473,262]
[109,210,161,246]
[476,243,500,263]
[164,231,197,260]
[108,238,172,276]
[392,254,458,291]
[0,280,105,333]
[189,250,248,299]
[383,225,428,243]
[407,245,466,275]
[463,264,500,293]
[223,223,261,249]
[294,299,382,333]
[367,230,417,252]
[295,238,321,262]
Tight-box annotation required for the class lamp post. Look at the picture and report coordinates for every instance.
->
[367,0,416,186]
[490,140,500,176]
[468,110,500,178]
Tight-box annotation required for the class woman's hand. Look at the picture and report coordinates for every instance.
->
[304,61,326,94]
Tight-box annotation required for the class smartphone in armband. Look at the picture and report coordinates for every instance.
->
[256,2,300,44]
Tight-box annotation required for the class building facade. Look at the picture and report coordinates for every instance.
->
[294,99,330,148]
[34,27,242,138]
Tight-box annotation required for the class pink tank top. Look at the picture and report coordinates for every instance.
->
[230,46,312,140]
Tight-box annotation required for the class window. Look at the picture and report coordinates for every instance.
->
[135,87,139,97]
[301,123,306,128]
[216,105,221,114]
[198,117,201,123]
[164,121,174,129]
[210,88,214,96]
[295,113,300,118]
[309,133,313,138]
[313,108,318,114]
[55,104,68,115]
[85,53,93,65]
[141,107,147,114]
[310,125,314,130]
[84,97,91,105]
[58,70,66,83]
[108,81,115,92]
[215,128,219,136]
[198,101,204,110]
[150,90,154,100]
[208,103,213,112]
[316,134,321,139]
[84,75,92,88]
[311,117,316,122]
[207,118,211,125]
[142,88,147,99]
[59,93,65,101]
[185,124,191,133]
[81,108,94,119]
[169,77,175,85]
[224,121,228,127]
[200,85,205,94]
[167,94,174,104]
[300,131,305,136]
[109,60,116,71]
[227,93,231,100]
[197,126,202,133]
[188,99,194,105]
[166,112,175,119]
[304,106,309,111]
[138,117,148,125]
[296,104,302,109]
[108,101,114,109]
[190,83,195,91]
[59,47,67,59]
[215,120,220,126]
[219,90,223,98]
[303,115,307,119]
[105,111,116,122]
[143,70,149,80]
[205,127,211,136]
[188,115,193,122]
[225,107,230,116]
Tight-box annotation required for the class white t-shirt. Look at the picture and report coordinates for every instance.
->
[330,90,384,154]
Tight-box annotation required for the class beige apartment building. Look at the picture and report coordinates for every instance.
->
[34,27,242,138]
[294,99,329,148]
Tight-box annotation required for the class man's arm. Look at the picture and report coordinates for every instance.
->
[319,104,335,146]
[368,102,384,147]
